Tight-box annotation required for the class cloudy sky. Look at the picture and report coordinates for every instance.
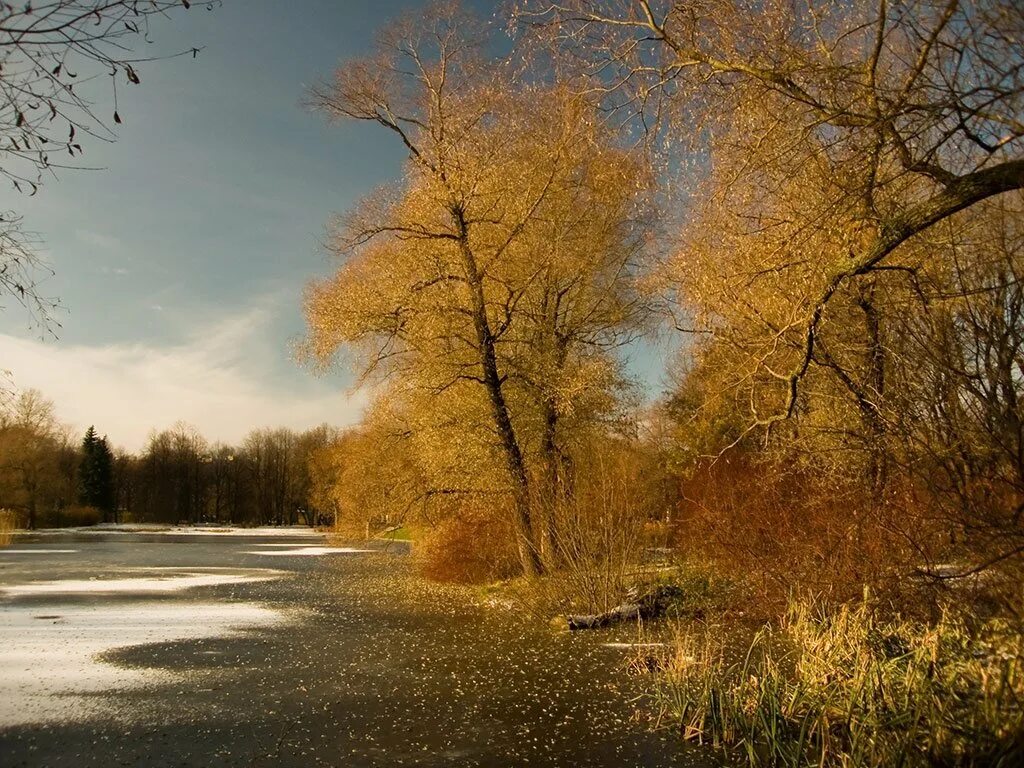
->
[0,0,670,452]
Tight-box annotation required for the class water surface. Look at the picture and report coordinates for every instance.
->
[0,532,704,767]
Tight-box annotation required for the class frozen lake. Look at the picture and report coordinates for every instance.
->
[0,531,702,767]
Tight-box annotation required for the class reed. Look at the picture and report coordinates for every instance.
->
[0,508,17,546]
[654,596,1024,766]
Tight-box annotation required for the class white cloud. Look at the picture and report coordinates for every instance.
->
[75,229,123,252]
[0,304,367,451]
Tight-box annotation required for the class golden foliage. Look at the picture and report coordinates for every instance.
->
[304,10,655,575]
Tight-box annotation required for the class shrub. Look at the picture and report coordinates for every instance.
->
[676,455,920,613]
[415,511,520,584]
[38,505,102,529]
[544,447,653,613]
[654,596,1024,767]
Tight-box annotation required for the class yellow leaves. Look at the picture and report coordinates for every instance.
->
[305,8,658,545]
[307,86,651,384]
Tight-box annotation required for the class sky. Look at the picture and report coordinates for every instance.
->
[0,0,673,452]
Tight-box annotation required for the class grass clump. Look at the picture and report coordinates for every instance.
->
[650,564,742,622]
[655,595,1024,767]
[0,508,16,546]
[379,525,414,541]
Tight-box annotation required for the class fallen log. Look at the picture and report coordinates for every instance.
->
[565,584,682,631]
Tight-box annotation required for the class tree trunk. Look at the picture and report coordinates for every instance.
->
[455,208,543,576]
[535,296,570,568]
[857,284,888,496]
[539,403,560,567]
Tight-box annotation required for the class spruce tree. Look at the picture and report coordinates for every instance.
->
[78,426,99,507]
[95,436,116,517]
[78,427,117,520]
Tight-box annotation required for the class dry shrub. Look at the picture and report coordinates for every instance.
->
[38,505,102,529]
[415,507,520,584]
[677,454,914,612]
[0,508,17,546]
[495,439,674,619]
[544,442,655,613]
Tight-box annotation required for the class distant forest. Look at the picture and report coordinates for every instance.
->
[0,389,341,528]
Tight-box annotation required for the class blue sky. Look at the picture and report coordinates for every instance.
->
[0,0,672,451]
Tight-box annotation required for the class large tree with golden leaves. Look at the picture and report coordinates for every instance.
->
[303,5,653,575]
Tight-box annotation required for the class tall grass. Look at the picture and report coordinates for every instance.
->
[0,508,17,546]
[655,596,1024,766]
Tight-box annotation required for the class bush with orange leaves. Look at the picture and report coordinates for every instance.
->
[675,454,919,614]
[415,504,521,584]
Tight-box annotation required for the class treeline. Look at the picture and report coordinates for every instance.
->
[0,389,343,528]
[122,423,341,526]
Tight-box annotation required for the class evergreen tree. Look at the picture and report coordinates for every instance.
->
[78,427,116,520]
[95,436,116,518]
[78,426,99,506]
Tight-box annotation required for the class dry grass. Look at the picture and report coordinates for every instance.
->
[38,505,102,529]
[653,595,1024,767]
[0,508,17,546]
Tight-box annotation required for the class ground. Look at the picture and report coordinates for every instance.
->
[0,530,706,767]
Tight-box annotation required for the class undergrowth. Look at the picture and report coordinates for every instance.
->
[654,595,1024,767]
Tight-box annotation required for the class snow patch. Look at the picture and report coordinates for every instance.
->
[26,524,325,538]
[166,526,324,538]
[602,642,666,649]
[0,549,79,554]
[250,542,318,548]
[1,568,282,597]
[242,546,372,557]
[0,600,285,726]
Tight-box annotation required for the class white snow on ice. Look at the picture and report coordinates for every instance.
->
[24,524,325,537]
[251,542,321,547]
[602,642,666,649]
[242,546,372,556]
[163,526,323,537]
[0,599,285,726]
[0,549,79,554]
[1,569,281,597]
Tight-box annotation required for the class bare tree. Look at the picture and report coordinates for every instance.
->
[0,0,216,330]
[0,212,56,331]
[1,0,217,189]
